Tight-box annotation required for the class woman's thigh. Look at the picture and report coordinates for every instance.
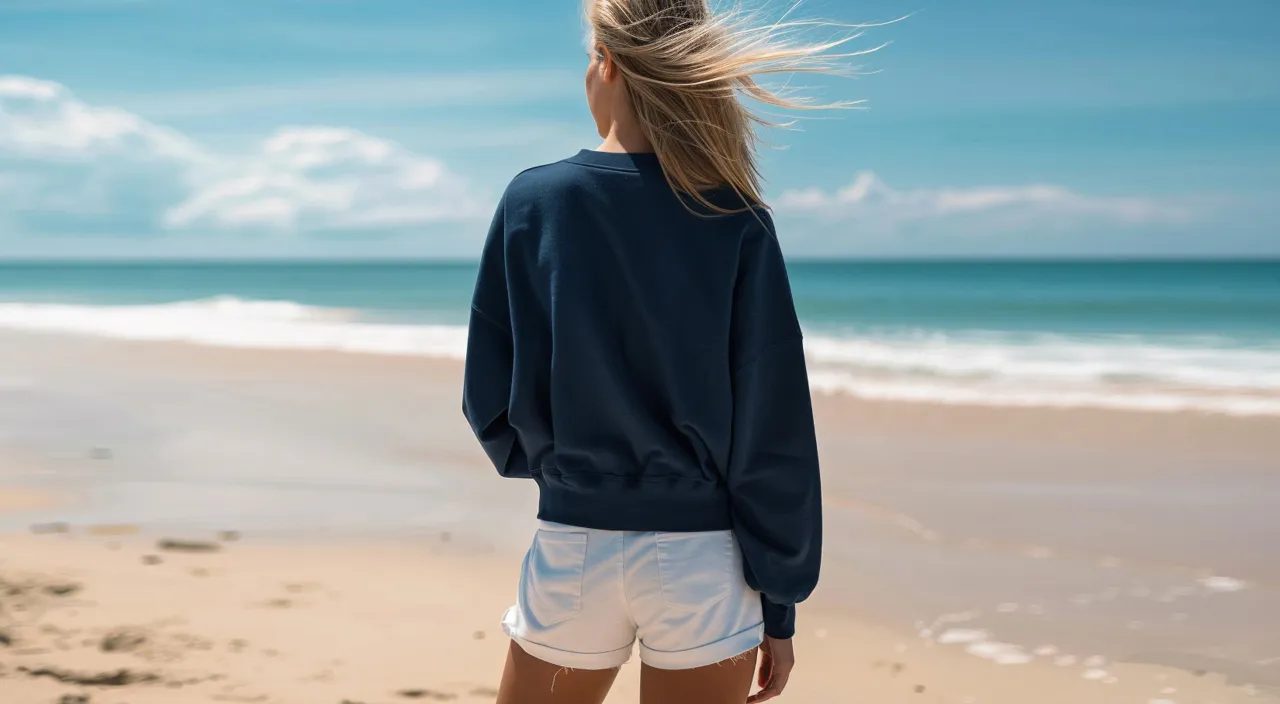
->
[640,648,758,704]
[496,641,620,704]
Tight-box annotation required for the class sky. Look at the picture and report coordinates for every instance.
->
[0,0,1277,259]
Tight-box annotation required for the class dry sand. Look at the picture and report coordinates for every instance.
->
[0,529,1269,704]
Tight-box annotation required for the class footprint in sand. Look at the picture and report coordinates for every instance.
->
[17,664,158,686]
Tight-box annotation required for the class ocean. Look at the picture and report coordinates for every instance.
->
[2,260,1278,415]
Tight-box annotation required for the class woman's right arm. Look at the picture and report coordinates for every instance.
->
[462,193,531,479]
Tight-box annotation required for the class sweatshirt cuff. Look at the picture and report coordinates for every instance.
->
[761,596,795,639]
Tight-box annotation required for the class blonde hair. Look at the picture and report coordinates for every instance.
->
[586,0,880,213]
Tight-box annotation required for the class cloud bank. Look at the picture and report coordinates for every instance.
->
[0,75,486,236]
[777,171,1190,230]
[165,127,486,231]
[2,74,1207,255]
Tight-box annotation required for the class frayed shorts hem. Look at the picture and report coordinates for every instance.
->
[639,621,764,670]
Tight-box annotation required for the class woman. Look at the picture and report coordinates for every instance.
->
[464,1,854,701]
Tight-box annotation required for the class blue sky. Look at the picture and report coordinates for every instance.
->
[1,0,1277,258]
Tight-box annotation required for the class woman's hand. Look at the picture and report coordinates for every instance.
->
[747,635,794,702]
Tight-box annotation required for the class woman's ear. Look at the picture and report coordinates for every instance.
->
[598,45,618,83]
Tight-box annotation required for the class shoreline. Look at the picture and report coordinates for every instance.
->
[2,315,1278,417]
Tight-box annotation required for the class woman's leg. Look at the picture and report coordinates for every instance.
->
[496,641,620,704]
[639,648,758,704]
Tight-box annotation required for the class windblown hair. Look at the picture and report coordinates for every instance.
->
[585,0,878,213]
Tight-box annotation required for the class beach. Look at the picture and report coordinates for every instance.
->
[2,328,1278,703]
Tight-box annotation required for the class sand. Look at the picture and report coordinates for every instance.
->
[1,329,1279,703]
[0,488,58,513]
[0,531,1269,704]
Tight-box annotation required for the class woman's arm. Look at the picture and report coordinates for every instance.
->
[462,194,531,478]
[727,211,823,641]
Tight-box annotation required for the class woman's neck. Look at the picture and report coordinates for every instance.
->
[598,119,653,154]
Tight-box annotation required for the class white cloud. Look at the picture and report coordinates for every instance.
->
[777,171,1190,229]
[165,127,486,231]
[0,76,199,231]
[0,75,200,162]
[0,75,489,235]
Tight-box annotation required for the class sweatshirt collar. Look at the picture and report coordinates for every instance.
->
[567,149,662,172]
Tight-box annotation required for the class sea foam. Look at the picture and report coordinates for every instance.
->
[3,297,1279,416]
[0,297,469,359]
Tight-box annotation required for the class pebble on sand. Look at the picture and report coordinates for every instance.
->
[100,628,147,654]
[42,582,81,597]
[396,689,458,700]
[157,539,222,554]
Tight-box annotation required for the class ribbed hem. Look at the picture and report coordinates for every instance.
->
[535,471,732,532]
[639,621,764,671]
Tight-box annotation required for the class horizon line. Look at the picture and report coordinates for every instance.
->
[2,256,1278,265]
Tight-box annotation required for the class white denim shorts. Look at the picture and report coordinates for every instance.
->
[502,520,764,671]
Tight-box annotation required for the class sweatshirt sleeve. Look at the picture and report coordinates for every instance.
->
[727,212,822,640]
[462,194,531,478]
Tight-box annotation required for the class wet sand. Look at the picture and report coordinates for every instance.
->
[1,330,1278,703]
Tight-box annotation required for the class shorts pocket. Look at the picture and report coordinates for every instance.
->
[655,531,734,611]
[521,529,589,628]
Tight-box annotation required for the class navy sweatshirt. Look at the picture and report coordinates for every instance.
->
[462,149,822,639]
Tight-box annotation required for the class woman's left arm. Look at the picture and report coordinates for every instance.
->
[462,194,530,478]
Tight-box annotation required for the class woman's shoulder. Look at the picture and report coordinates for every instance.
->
[498,155,591,207]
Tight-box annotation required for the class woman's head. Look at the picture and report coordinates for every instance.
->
[584,0,871,212]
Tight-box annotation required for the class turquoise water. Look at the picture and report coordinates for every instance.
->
[2,260,1279,414]
[2,260,1278,335]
